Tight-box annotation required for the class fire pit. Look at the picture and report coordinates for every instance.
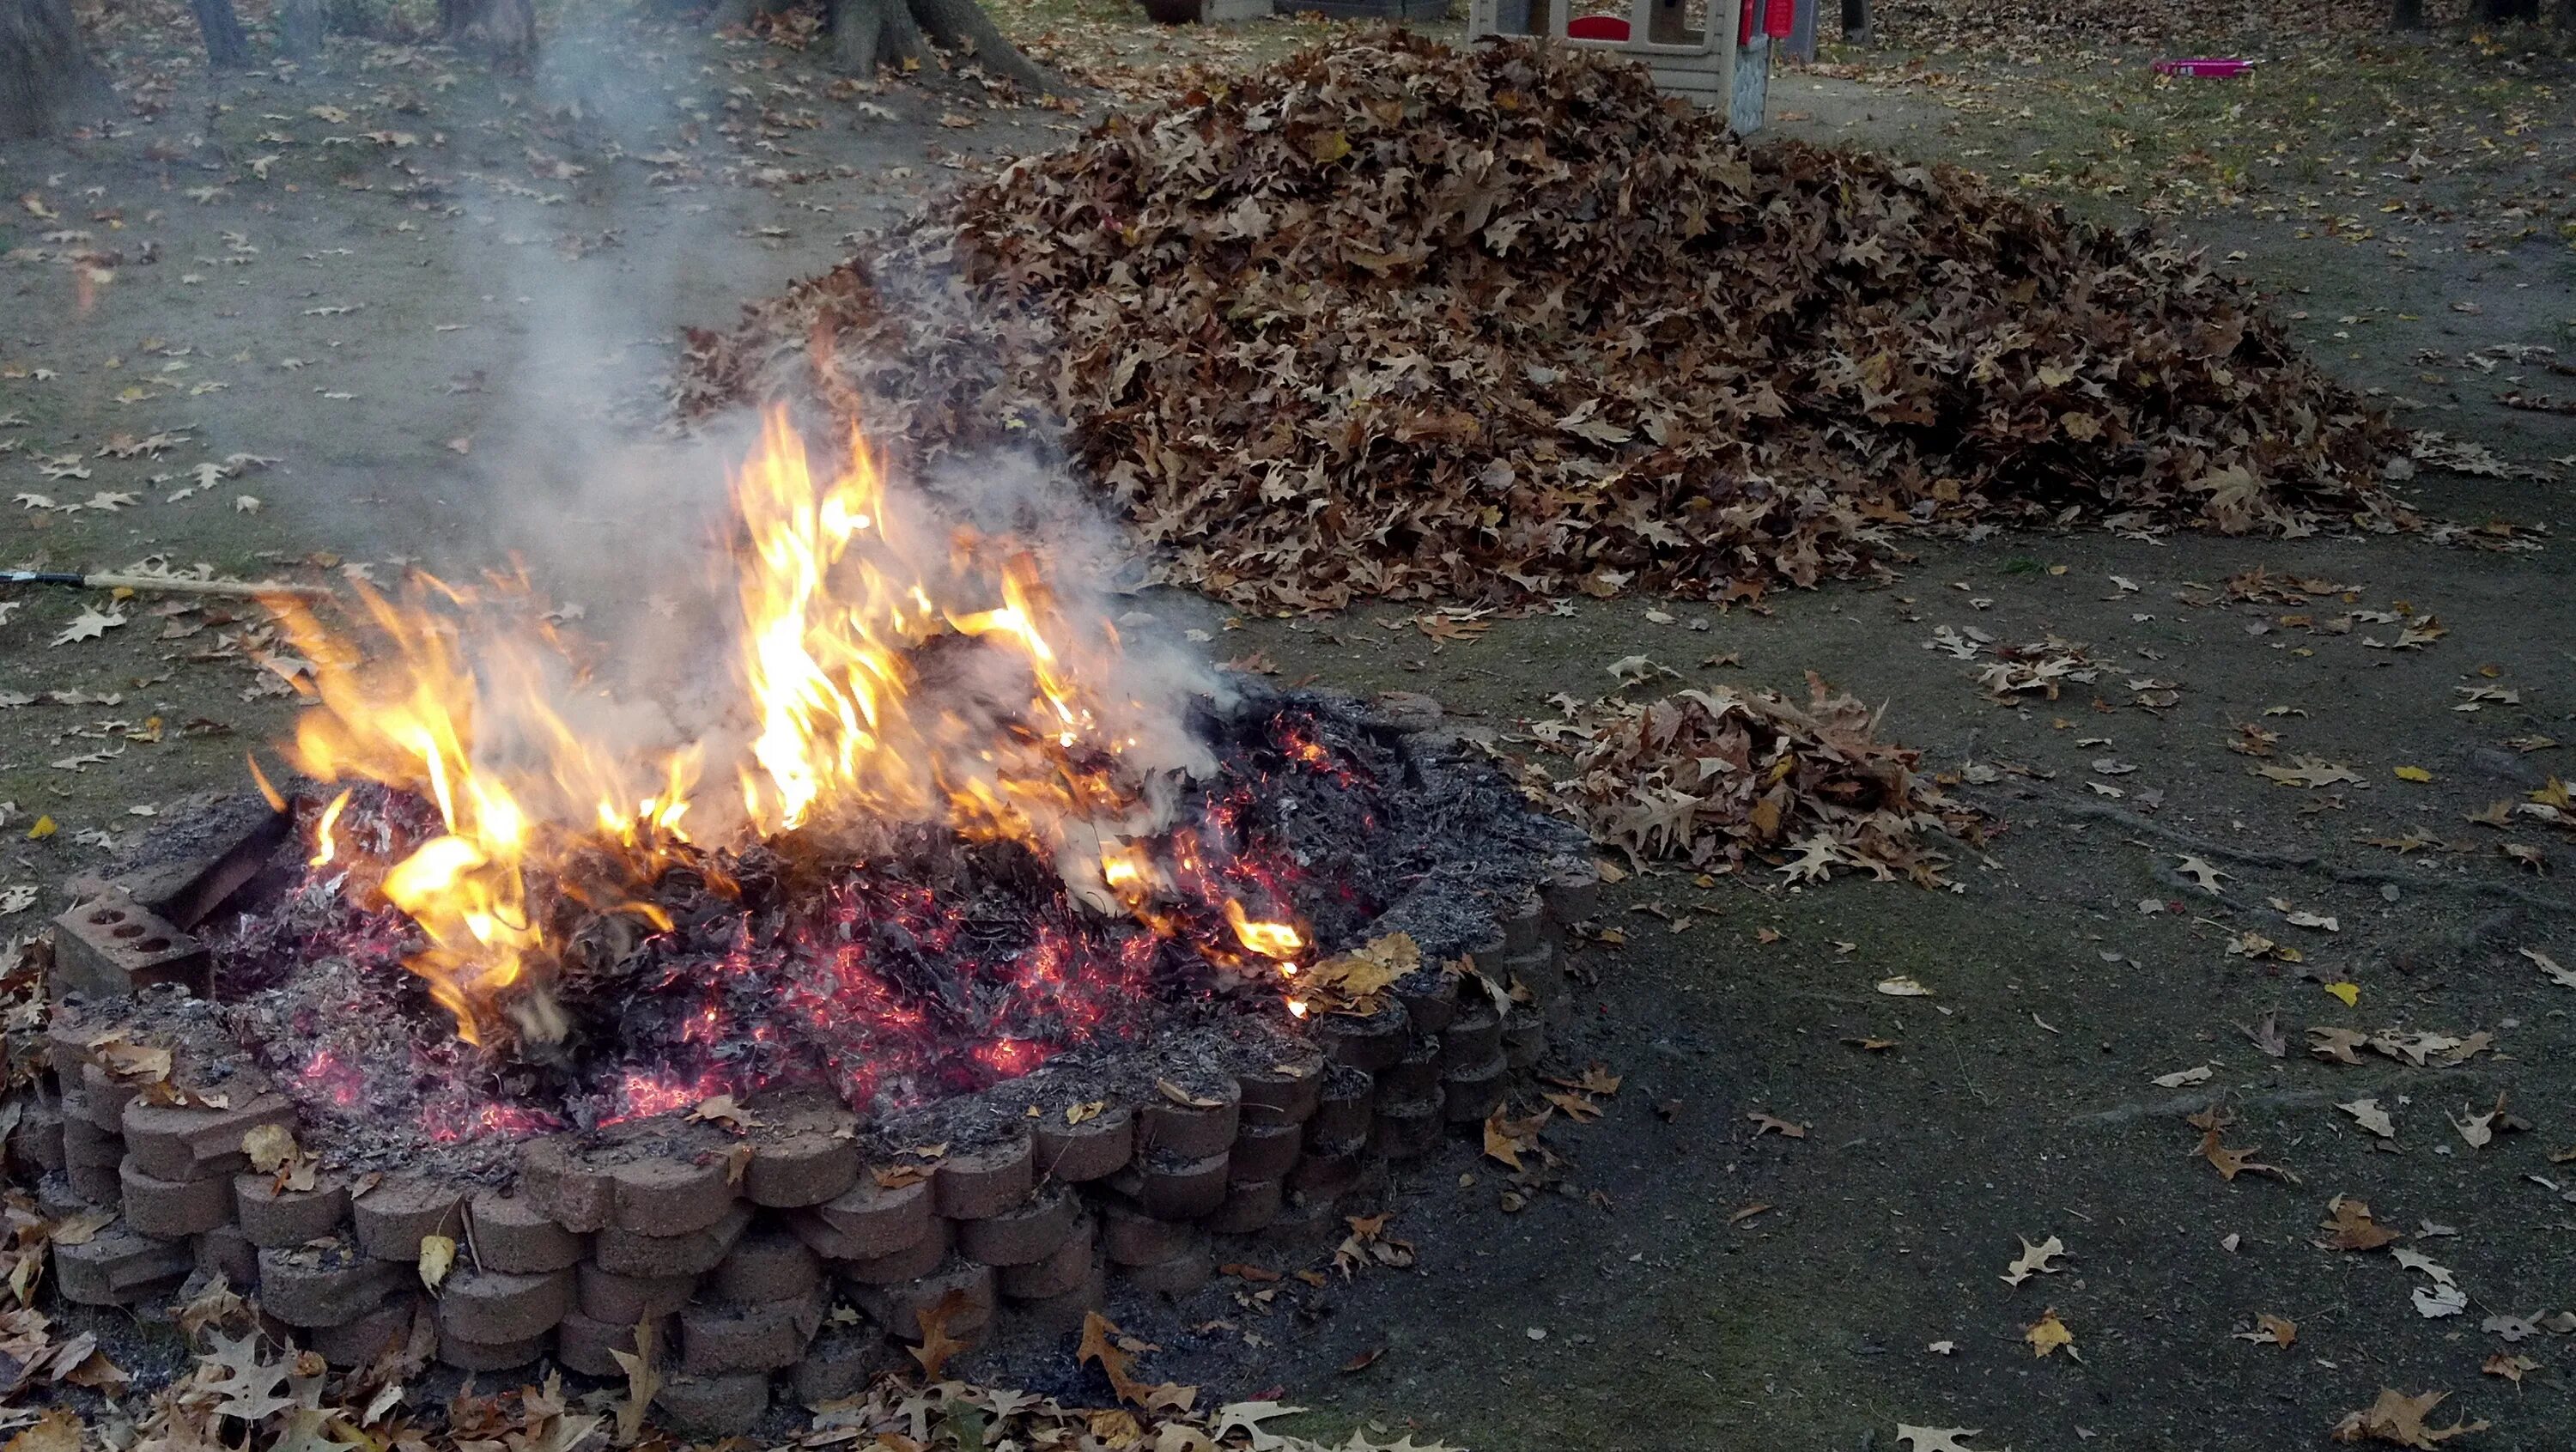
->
[19,413,1591,1434]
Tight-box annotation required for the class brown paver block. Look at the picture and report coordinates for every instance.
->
[1229,1120,1303,1182]
[608,1153,738,1237]
[576,1261,697,1324]
[1437,1002,1502,1071]
[1139,1151,1230,1220]
[555,1308,664,1379]
[192,1224,260,1288]
[310,1296,420,1369]
[1317,1001,1409,1072]
[592,1200,750,1278]
[64,1158,123,1206]
[1501,890,1547,953]
[1541,867,1600,925]
[792,1324,904,1405]
[956,1184,1075,1267]
[1396,975,1460,1036]
[933,1136,1033,1220]
[75,1065,143,1131]
[1285,1138,1365,1199]
[1005,1258,1108,1335]
[59,1113,121,1169]
[56,1224,192,1306]
[234,1174,349,1248]
[120,1094,296,1182]
[1205,1177,1283,1236]
[467,1190,586,1273]
[1236,1058,1323,1127]
[350,1176,464,1261]
[833,1214,952,1285]
[1031,1105,1133,1183]
[435,1327,547,1372]
[1503,1005,1547,1070]
[708,1221,823,1303]
[518,1135,612,1233]
[655,1372,769,1438]
[995,1212,1095,1299]
[798,1173,932,1260]
[1120,1241,1212,1297]
[1371,1094,1442,1160]
[120,1157,233,1236]
[848,1255,994,1340]
[1312,1066,1375,1145]
[1102,1202,1196,1267]
[1139,1081,1240,1160]
[435,1267,573,1344]
[9,1097,65,1174]
[1374,1037,1443,1103]
[1441,1052,1509,1122]
[680,1290,824,1375]
[744,1100,860,1208]
[259,1236,408,1327]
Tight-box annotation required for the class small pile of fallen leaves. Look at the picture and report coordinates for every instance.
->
[1532,676,1978,884]
[683,33,2405,614]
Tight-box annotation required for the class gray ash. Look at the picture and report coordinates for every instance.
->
[189,686,1577,1180]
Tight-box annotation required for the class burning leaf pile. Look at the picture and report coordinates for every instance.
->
[682,33,2407,614]
[1531,677,1978,884]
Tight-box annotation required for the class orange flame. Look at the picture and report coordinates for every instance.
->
[266,407,1297,1045]
[308,788,352,869]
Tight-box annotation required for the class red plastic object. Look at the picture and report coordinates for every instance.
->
[2152,57,2252,77]
[1738,0,1756,43]
[1764,0,1792,37]
[1567,13,1630,38]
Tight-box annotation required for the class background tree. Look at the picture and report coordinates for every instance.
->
[279,0,328,57]
[750,0,1055,94]
[2391,0,2424,26]
[1,0,106,138]
[440,0,538,58]
[191,0,252,64]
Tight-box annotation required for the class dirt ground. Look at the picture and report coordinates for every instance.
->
[7,3,2576,1449]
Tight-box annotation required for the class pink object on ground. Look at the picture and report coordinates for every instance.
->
[2153,58,2253,77]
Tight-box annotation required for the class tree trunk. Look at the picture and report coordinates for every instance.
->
[2474,0,2539,18]
[279,0,327,57]
[191,0,252,65]
[2391,0,2423,25]
[900,0,1057,94]
[1840,0,1871,45]
[440,0,538,59]
[829,0,924,78]
[1,0,105,139]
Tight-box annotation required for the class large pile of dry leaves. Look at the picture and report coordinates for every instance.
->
[682,33,2405,614]
[1531,676,1979,886]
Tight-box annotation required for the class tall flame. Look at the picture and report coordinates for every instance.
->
[270,409,1292,1045]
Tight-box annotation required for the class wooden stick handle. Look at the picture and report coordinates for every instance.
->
[79,572,336,601]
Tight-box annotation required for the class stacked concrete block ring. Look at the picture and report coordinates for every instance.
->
[13,878,1600,1437]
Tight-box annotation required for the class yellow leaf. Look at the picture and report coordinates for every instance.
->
[417,1233,455,1291]
[2394,765,2433,783]
[2324,981,2360,1006]
[2025,1308,2075,1358]
[27,817,56,840]
[241,1123,297,1175]
[1308,131,1351,164]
